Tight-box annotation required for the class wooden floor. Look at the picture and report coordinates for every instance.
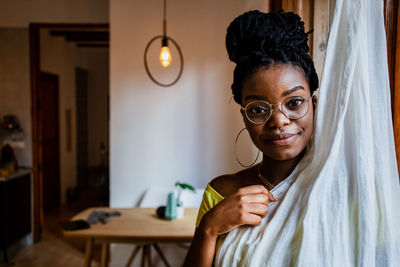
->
[42,189,105,263]
[4,234,189,267]
[3,230,99,267]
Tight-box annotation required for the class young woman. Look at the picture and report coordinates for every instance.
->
[183,10,318,266]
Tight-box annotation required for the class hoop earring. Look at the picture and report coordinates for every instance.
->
[234,128,260,167]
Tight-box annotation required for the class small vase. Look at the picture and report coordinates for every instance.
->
[165,192,177,220]
[177,205,184,219]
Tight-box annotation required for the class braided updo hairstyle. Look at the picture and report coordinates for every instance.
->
[226,10,319,104]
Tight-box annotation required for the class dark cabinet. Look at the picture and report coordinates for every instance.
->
[0,170,31,262]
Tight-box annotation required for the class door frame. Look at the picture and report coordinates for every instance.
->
[383,0,400,177]
[29,23,109,242]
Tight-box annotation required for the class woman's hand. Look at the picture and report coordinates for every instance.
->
[199,185,277,237]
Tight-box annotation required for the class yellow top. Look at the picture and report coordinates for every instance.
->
[196,183,224,227]
[195,183,225,254]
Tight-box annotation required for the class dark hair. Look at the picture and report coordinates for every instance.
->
[226,10,319,104]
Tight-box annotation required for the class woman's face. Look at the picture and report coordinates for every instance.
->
[241,64,316,161]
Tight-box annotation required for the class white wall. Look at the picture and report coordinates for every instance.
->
[0,0,108,27]
[110,0,268,207]
[0,28,32,167]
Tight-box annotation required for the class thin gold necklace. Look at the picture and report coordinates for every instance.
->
[257,163,274,190]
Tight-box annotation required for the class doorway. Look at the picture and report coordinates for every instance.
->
[29,23,109,243]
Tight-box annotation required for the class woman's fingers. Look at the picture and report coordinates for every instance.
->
[240,213,263,226]
[236,185,278,202]
[237,203,271,226]
[269,191,278,201]
[237,185,269,195]
[243,203,268,217]
[239,193,269,204]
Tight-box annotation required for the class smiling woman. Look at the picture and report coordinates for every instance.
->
[241,65,316,164]
[183,10,319,267]
[185,1,400,266]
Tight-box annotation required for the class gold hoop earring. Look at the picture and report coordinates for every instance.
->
[234,128,260,167]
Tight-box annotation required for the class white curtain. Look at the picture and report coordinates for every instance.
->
[216,0,400,266]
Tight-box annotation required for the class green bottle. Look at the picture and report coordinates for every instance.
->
[165,192,177,220]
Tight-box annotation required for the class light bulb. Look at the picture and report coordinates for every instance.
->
[160,46,172,67]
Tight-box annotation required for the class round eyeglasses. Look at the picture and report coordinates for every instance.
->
[241,96,312,124]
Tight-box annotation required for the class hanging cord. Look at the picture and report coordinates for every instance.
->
[163,0,167,37]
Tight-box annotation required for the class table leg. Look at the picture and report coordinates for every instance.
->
[153,243,171,267]
[140,245,146,267]
[125,245,141,267]
[147,244,152,266]
[100,242,109,267]
[84,238,94,267]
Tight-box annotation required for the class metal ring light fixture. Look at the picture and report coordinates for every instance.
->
[144,35,183,87]
[143,0,184,87]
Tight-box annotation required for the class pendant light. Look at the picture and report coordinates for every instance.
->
[160,0,171,67]
[144,0,183,87]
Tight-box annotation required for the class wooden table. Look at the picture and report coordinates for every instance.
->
[63,207,198,267]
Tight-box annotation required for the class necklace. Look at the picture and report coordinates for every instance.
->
[257,163,275,190]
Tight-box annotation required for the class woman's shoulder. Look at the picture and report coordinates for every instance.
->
[210,167,257,197]
[209,174,238,197]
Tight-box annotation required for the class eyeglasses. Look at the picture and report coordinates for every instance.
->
[241,96,312,124]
